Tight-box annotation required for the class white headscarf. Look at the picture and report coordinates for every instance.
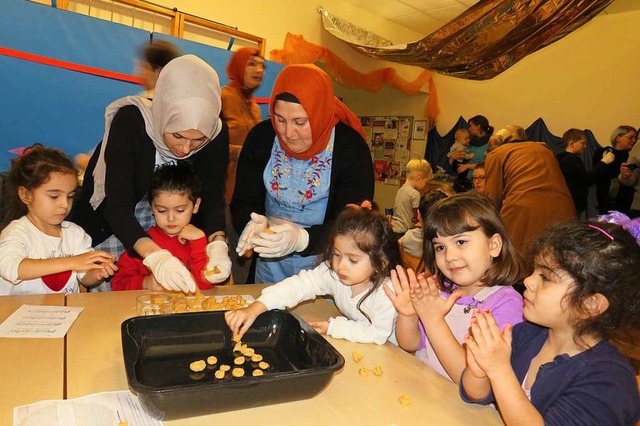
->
[90,54,222,209]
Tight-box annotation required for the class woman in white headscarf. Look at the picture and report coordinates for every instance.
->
[71,55,231,292]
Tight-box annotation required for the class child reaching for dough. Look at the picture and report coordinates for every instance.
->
[111,163,223,291]
[0,145,117,295]
[387,193,525,382]
[461,215,640,425]
[225,201,399,344]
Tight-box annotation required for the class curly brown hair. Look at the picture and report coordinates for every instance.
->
[530,222,640,343]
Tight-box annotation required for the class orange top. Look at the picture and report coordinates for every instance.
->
[269,64,366,160]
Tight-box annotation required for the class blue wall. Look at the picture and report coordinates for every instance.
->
[0,0,282,170]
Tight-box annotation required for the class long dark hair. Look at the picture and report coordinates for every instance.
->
[2,145,76,229]
[423,193,524,292]
[322,205,400,322]
[468,115,494,135]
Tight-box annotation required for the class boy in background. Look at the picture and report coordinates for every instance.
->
[391,159,433,239]
[399,190,448,259]
[556,128,613,219]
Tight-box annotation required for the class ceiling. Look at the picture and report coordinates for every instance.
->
[340,0,640,36]
[338,0,477,35]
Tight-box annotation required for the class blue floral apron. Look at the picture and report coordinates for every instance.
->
[255,130,335,283]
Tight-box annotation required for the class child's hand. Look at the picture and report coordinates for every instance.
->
[178,224,205,243]
[70,251,116,272]
[82,265,117,285]
[450,150,467,161]
[224,301,268,339]
[465,309,513,379]
[464,339,488,379]
[307,321,329,335]
[410,274,462,321]
[385,266,416,317]
[78,255,117,287]
[143,274,164,292]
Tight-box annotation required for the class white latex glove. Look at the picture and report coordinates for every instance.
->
[601,151,615,165]
[142,249,196,293]
[252,223,309,258]
[236,212,268,256]
[205,241,232,283]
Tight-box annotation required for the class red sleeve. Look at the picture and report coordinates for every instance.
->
[111,251,148,291]
[188,236,215,290]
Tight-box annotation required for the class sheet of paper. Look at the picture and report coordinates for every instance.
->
[0,304,83,338]
[13,391,162,426]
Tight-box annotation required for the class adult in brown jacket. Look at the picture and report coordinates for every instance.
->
[221,47,265,204]
[484,128,575,254]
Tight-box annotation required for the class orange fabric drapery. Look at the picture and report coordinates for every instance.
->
[270,33,439,121]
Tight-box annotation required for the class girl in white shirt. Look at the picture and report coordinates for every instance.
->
[0,145,117,295]
[225,201,399,344]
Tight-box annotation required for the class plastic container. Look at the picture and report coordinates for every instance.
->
[121,310,345,420]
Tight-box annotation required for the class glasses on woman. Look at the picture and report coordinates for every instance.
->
[472,175,486,182]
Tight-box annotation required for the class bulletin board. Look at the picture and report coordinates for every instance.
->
[360,116,414,185]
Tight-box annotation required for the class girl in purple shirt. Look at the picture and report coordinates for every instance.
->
[386,193,525,382]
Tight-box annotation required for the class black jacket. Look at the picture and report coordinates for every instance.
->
[70,105,229,249]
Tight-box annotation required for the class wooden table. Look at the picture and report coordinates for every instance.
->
[66,286,504,425]
[0,293,65,426]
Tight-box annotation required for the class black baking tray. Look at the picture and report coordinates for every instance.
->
[121,310,345,420]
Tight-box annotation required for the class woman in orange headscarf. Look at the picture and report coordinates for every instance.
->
[221,47,265,204]
[231,64,374,283]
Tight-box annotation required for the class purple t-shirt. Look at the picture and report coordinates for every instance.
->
[415,285,523,379]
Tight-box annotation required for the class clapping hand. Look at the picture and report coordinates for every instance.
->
[410,273,462,322]
[464,309,513,379]
[385,265,416,317]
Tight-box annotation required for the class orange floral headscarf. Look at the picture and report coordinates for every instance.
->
[226,47,260,94]
[269,64,366,160]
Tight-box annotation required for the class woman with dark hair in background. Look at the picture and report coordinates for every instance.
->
[453,115,494,177]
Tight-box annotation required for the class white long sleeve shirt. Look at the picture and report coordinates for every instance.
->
[0,217,92,295]
[259,262,397,345]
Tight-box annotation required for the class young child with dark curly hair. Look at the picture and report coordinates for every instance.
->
[461,215,640,425]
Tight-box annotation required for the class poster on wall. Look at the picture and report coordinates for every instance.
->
[361,115,414,184]
[413,120,427,140]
